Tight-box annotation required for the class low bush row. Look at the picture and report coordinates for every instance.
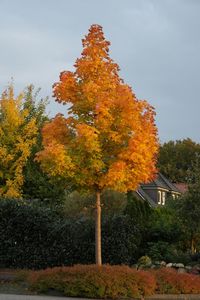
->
[28,265,156,299]
[27,266,200,298]
[155,268,200,294]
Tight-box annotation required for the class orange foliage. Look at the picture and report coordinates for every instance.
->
[37,24,159,192]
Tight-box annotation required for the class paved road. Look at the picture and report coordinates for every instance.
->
[0,295,85,300]
[1,295,200,300]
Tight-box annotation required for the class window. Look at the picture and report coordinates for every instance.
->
[158,191,162,204]
[158,191,166,205]
[162,192,166,205]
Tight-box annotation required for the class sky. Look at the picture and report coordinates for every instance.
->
[0,0,200,143]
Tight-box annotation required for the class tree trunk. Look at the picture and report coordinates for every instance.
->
[191,237,196,254]
[95,191,102,265]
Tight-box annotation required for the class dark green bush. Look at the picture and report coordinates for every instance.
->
[191,252,200,263]
[0,199,60,269]
[0,199,140,269]
[102,214,140,265]
[0,198,96,269]
[147,241,178,262]
[146,241,191,264]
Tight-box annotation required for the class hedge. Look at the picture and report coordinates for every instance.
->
[0,199,140,269]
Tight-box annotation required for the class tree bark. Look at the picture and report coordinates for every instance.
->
[95,191,102,265]
[191,237,196,254]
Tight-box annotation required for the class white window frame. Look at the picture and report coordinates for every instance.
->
[158,191,162,204]
[162,192,166,205]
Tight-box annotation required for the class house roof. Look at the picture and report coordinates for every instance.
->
[141,173,181,194]
[136,187,157,207]
[173,183,188,194]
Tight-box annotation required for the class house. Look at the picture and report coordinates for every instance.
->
[135,173,183,207]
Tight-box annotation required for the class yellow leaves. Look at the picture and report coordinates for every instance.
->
[95,101,114,130]
[0,181,21,198]
[0,85,38,198]
[76,124,100,153]
[36,142,74,178]
[0,147,14,165]
[100,161,127,191]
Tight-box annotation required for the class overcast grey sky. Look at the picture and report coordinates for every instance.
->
[0,0,200,143]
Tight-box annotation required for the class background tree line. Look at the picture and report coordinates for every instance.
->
[158,138,200,183]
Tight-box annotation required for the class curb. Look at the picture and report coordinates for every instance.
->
[1,295,200,300]
[145,295,200,300]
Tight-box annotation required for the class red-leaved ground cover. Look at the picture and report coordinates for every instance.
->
[28,264,156,298]
[28,265,200,299]
[155,268,200,294]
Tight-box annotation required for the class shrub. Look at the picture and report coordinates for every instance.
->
[0,199,140,269]
[146,206,183,256]
[102,214,140,265]
[191,252,200,263]
[147,241,177,262]
[28,265,156,299]
[137,256,152,267]
[0,198,96,269]
[147,241,192,264]
[155,268,200,294]
[0,198,57,269]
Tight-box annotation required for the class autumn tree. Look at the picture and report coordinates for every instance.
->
[36,24,159,265]
[0,85,37,198]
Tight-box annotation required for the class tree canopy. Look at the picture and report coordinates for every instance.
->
[158,138,200,183]
[0,85,37,197]
[0,84,65,202]
[37,24,159,193]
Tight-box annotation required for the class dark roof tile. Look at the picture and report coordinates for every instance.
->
[141,173,181,193]
[136,187,157,207]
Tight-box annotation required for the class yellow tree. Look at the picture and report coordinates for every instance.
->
[0,85,37,198]
[36,24,159,265]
